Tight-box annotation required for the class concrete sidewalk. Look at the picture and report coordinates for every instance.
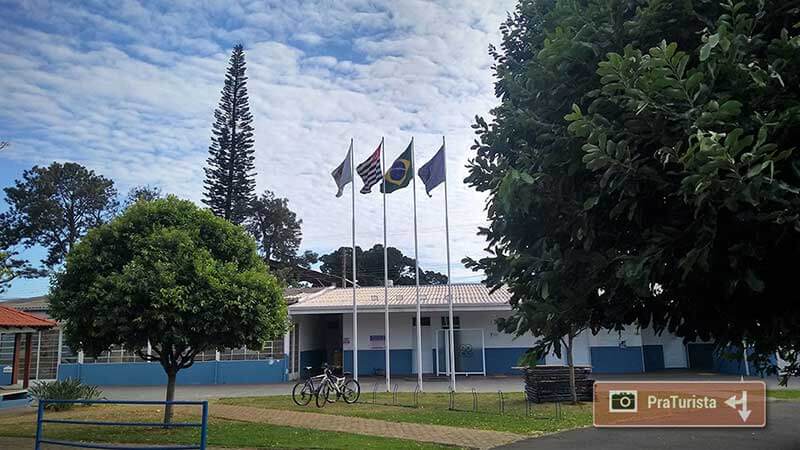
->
[94,371,797,401]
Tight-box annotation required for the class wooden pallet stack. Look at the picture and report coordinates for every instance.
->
[523,365,594,403]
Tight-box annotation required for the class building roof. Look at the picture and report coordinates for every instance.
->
[0,295,50,312]
[288,283,512,314]
[0,305,56,330]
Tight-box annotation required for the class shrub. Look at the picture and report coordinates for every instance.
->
[28,378,103,411]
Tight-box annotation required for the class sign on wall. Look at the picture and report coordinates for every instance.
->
[369,335,386,349]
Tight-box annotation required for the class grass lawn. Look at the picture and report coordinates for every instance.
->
[767,389,800,400]
[220,391,593,435]
[0,405,453,449]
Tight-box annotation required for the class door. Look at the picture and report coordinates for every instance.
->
[436,328,486,375]
[688,343,715,371]
[642,345,665,372]
[412,316,433,374]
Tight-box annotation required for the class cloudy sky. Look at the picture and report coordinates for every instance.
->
[0,0,516,298]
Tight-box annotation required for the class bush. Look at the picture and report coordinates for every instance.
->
[28,378,103,411]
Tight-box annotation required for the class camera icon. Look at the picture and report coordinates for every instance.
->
[609,390,638,413]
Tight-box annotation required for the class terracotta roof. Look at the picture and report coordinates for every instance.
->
[0,305,56,329]
[289,283,511,313]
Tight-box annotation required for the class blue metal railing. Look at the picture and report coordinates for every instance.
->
[35,399,209,450]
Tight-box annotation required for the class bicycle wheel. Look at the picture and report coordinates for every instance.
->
[292,381,313,406]
[342,379,360,404]
[316,381,330,408]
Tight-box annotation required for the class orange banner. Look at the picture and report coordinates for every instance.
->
[593,381,766,427]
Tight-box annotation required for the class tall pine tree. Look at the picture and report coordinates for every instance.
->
[203,44,256,224]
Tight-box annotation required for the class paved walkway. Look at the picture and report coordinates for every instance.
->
[211,403,526,449]
[96,372,799,401]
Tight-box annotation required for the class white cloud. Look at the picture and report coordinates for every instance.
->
[0,0,516,296]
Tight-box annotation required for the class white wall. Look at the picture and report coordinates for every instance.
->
[331,311,693,370]
[342,312,415,350]
[544,331,592,366]
[641,326,688,368]
[588,327,644,348]
[340,310,546,350]
[295,315,325,352]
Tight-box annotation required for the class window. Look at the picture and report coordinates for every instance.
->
[440,316,460,329]
[412,317,431,327]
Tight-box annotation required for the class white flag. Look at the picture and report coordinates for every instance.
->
[332,141,353,197]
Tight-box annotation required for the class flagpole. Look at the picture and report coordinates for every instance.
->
[351,138,358,381]
[443,136,456,392]
[411,137,423,390]
[382,136,391,392]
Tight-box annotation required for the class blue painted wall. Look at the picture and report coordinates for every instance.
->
[714,345,762,376]
[343,349,413,376]
[57,359,287,386]
[484,348,543,374]
[687,343,715,371]
[590,346,644,373]
[642,345,665,372]
[0,366,11,385]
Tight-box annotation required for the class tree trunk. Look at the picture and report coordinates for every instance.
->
[567,333,577,405]
[164,370,177,426]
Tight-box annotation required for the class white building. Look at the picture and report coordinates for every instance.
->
[286,283,724,379]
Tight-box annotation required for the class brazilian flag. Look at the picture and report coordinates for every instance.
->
[381,140,413,194]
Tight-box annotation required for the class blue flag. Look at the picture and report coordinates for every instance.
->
[418,145,446,196]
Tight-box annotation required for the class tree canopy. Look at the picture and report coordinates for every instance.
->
[3,162,119,268]
[246,190,302,263]
[465,0,800,380]
[124,185,163,208]
[49,197,285,422]
[320,244,447,287]
[0,212,44,293]
[203,44,257,225]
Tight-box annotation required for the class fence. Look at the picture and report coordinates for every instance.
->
[34,399,209,450]
[366,383,565,419]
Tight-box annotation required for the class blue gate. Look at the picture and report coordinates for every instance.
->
[34,399,208,450]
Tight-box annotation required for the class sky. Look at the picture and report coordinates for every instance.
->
[0,0,516,299]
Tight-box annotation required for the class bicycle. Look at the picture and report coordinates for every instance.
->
[316,363,360,408]
[292,366,325,406]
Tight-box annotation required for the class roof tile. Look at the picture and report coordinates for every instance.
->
[0,305,56,329]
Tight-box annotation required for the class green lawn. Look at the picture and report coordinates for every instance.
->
[767,389,800,400]
[220,392,593,435]
[0,406,454,450]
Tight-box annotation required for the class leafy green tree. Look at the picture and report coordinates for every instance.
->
[3,162,118,268]
[466,0,800,382]
[0,213,44,293]
[203,44,256,225]
[246,190,302,263]
[320,245,447,287]
[124,185,162,208]
[49,197,285,423]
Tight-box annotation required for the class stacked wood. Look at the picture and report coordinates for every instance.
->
[522,365,594,403]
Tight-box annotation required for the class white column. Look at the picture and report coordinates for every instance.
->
[35,331,42,380]
[56,328,63,373]
[411,137,423,390]
[350,138,359,381]
[443,136,456,392]
[381,136,391,391]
